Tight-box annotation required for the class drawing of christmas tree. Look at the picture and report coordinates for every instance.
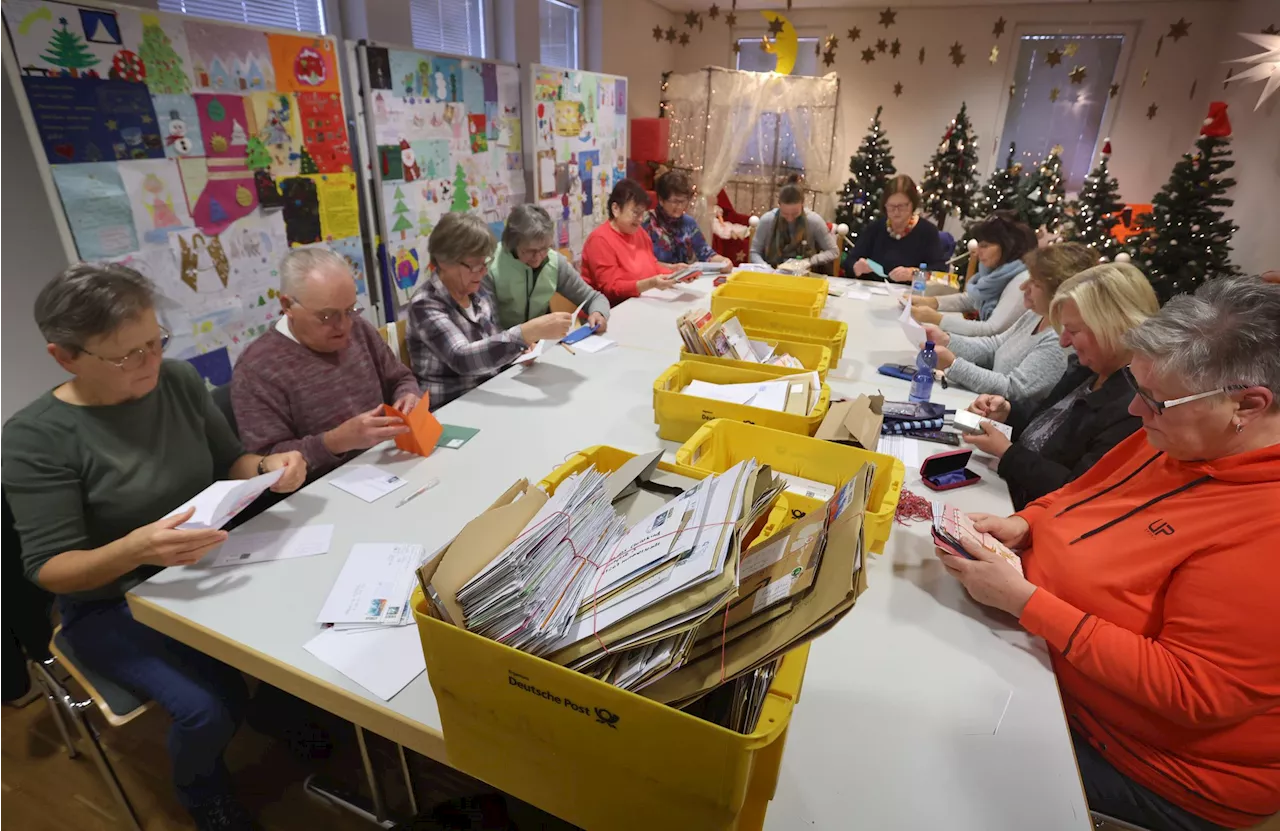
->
[137,15,189,93]
[246,136,272,170]
[298,146,318,174]
[391,187,413,238]
[230,120,248,146]
[417,208,433,237]
[43,17,100,75]
[450,164,470,212]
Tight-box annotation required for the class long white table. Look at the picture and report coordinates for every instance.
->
[129,277,1091,830]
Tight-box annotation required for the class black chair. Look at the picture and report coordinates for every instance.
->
[212,382,237,436]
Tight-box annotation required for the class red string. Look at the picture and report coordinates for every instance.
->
[895,487,933,525]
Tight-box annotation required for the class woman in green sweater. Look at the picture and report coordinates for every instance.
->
[2,264,306,830]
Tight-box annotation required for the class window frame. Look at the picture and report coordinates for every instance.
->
[409,0,488,60]
[539,0,580,70]
[734,36,822,77]
[156,0,327,34]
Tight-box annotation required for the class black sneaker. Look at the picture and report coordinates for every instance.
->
[188,794,258,831]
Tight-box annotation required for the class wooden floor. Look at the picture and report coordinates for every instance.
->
[2,672,577,830]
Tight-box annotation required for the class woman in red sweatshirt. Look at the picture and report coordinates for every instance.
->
[581,178,680,305]
[937,277,1280,831]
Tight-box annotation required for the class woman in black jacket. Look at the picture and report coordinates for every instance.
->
[846,175,947,282]
[961,262,1161,509]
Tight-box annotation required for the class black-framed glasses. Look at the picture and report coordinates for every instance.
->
[84,327,171,370]
[1122,366,1249,415]
[292,300,364,326]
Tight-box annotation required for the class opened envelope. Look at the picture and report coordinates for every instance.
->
[384,402,443,458]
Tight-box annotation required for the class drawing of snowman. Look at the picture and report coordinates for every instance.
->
[165,111,193,155]
[567,154,583,224]
[433,71,448,101]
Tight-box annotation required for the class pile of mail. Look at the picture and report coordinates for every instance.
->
[316,543,429,631]
[682,371,822,416]
[677,309,804,370]
[420,449,876,720]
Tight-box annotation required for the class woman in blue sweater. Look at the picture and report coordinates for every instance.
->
[847,175,946,282]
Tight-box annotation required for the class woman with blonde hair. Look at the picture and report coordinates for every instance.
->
[962,261,1161,508]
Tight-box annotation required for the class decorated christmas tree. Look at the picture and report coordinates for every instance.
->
[1066,139,1124,259]
[43,17,99,75]
[137,14,189,93]
[417,208,433,237]
[1016,147,1066,233]
[920,102,980,225]
[973,142,1022,218]
[245,136,272,170]
[450,163,470,212]
[1133,102,1239,302]
[298,147,319,174]
[835,106,897,243]
[391,187,413,238]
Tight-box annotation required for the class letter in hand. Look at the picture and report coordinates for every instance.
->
[962,421,1013,459]
[968,394,1011,423]
[587,311,608,334]
[645,274,678,292]
[526,312,573,343]
[922,323,949,347]
[852,258,872,277]
[911,305,943,325]
[130,507,229,568]
[261,451,307,492]
[935,525,1037,617]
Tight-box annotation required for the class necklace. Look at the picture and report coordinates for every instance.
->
[888,213,919,240]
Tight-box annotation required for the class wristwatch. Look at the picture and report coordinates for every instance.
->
[257,457,269,476]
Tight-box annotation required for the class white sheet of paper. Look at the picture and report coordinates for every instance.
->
[867,284,891,296]
[880,435,925,469]
[205,525,334,568]
[514,340,546,364]
[846,287,873,301]
[315,543,426,625]
[303,624,426,701]
[681,379,758,406]
[574,335,616,353]
[641,287,684,301]
[330,465,408,503]
[169,469,284,530]
[899,297,927,348]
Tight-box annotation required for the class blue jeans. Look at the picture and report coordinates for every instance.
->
[59,597,248,808]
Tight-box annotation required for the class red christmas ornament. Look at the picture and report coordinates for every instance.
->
[1200,101,1231,137]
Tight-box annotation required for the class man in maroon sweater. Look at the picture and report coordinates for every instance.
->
[231,248,422,478]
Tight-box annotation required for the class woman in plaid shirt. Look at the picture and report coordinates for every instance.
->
[407,213,572,409]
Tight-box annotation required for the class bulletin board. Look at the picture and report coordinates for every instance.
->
[3,0,367,386]
[352,42,525,310]
[527,64,629,261]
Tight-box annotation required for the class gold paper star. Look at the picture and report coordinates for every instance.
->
[822,49,836,67]
[1050,144,1064,156]
[847,26,861,42]
[1045,48,1063,67]
[1109,82,1120,98]
[1167,17,1191,41]
[652,25,663,41]
[708,4,720,20]
[825,34,839,51]
[140,114,153,124]
[861,47,876,64]
[725,12,737,26]
[992,17,1006,37]
[1064,42,1079,57]
[893,81,903,97]
[1049,86,1060,102]
[1068,65,1087,85]
[918,46,925,64]
[879,7,897,28]
[665,26,677,42]
[890,38,901,57]
[949,42,965,67]
[106,119,118,130]
[767,17,784,36]
[876,38,887,53]
[732,41,741,53]
[1146,102,1159,119]
[989,45,999,64]
[678,31,690,45]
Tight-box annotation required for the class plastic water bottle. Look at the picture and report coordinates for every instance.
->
[909,341,938,403]
[911,262,928,295]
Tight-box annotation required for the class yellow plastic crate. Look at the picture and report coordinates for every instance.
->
[653,361,831,443]
[710,282,825,319]
[727,271,830,297]
[712,308,848,359]
[681,338,833,381]
[676,420,906,554]
[413,443,813,831]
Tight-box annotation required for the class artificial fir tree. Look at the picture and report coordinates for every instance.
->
[42,17,99,75]
[834,106,897,243]
[137,14,189,93]
[1016,148,1066,233]
[1133,102,1239,302]
[973,142,1022,218]
[1066,139,1124,259]
[920,102,979,225]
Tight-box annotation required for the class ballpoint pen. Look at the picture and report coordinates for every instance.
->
[395,477,439,508]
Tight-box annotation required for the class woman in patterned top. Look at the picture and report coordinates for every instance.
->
[641,170,731,271]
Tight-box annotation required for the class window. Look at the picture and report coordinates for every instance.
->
[410,0,486,59]
[735,38,820,76]
[157,0,326,33]
[540,0,579,70]
[999,34,1125,191]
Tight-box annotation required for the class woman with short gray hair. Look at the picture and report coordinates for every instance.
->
[2,263,307,827]
[935,275,1280,831]
[484,204,610,331]
[407,212,573,408]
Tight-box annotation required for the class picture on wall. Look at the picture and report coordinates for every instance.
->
[4,0,365,380]
[358,44,525,305]
[528,64,629,261]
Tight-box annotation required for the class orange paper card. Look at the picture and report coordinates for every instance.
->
[384,403,443,458]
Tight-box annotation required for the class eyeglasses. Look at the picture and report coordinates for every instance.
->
[1122,366,1249,415]
[292,300,364,326]
[663,197,691,210]
[884,201,913,213]
[453,259,489,275]
[83,327,171,370]
[619,204,647,221]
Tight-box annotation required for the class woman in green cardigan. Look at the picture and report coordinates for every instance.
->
[484,204,611,332]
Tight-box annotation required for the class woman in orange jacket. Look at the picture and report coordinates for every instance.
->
[937,276,1280,831]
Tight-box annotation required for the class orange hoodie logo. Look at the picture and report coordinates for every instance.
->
[1147,520,1176,536]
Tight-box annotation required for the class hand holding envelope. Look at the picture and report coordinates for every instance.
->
[383,398,444,458]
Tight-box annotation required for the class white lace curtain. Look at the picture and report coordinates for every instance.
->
[666,67,843,229]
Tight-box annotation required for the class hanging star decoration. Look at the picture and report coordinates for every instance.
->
[1064,42,1079,57]
[1109,82,1120,98]
[894,81,903,97]
[652,25,663,41]
[822,49,836,67]
[708,4,720,20]
[879,7,897,28]
[1225,31,1280,109]
[1049,86,1061,102]
[861,47,876,64]
[767,17,785,36]
[1069,65,1087,84]
[949,42,965,67]
[993,17,1006,37]
[825,34,839,51]
[847,26,861,42]
[1045,48,1063,67]
[1141,68,1150,87]
[1168,18,1191,42]
[989,45,999,64]
[1146,103,1158,119]
[725,11,737,26]
[684,11,701,29]
[732,41,741,53]
[665,26,677,42]
[890,38,901,57]
[679,31,690,46]
[876,38,887,53]
[918,46,926,64]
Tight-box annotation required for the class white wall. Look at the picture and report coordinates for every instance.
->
[597,0,679,123]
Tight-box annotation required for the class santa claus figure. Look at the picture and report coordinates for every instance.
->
[400,139,421,182]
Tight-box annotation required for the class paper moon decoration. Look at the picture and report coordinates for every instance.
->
[759,11,798,75]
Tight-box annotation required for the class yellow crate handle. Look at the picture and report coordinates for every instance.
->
[675,421,717,467]
[654,364,681,393]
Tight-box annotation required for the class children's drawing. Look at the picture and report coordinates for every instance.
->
[185,21,273,92]
[172,230,231,292]
[118,158,192,244]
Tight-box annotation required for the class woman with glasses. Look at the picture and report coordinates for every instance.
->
[847,175,946,282]
[959,263,1160,509]
[2,263,307,829]
[232,247,422,479]
[582,178,682,305]
[749,174,839,274]
[641,170,732,271]
[936,276,1280,831]
[408,212,572,408]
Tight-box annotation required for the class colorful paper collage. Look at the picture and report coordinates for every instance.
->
[6,3,360,369]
